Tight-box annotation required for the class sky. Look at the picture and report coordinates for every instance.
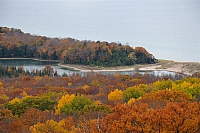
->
[0,0,200,62]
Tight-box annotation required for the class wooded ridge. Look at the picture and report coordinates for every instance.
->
[0,27,157,67]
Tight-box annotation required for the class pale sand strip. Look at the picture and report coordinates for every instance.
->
[138,62,200,76]
[139,64,191,75]
[58,62,200,76]
[58,63,190,75]
[58,63,135,72]
[1,58,199,75]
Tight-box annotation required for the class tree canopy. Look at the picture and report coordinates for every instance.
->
[0,27,157,67]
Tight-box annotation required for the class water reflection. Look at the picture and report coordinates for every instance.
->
[0,59,180,77]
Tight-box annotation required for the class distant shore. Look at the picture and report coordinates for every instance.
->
[58,59,200,75]
[0,58,199,75]
[58,63,136,72]
[0,58,62,63]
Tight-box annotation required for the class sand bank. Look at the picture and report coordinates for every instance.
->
[1,58,199,75]
[58,60,200,75]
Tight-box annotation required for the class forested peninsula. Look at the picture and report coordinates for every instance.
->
[0,27,157,67]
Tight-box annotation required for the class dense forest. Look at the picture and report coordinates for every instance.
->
[0,27,157,67]
[0,66,199,132]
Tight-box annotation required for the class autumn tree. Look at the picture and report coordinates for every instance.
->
[60,95,93,115]
[20,108,49,127]
[139,90,190,108]
[0,108,17,133]
[151,79,173,91]
[108,89,123,103]
[123,86,144,102]
[172,78,200,100]
[30,119,68,133]
[102,103,155,133]
[56,93,75,114]
[5,95,57,116]
[102,101,200,133]
[161,101,200,132]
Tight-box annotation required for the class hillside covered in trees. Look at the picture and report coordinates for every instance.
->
[0,27,157,67]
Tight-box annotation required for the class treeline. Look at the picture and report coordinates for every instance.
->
[0,65,58,78]
[0,27,157,67]
[0,71,200,132]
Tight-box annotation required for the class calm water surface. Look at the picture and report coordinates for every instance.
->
[0,59,177,76]
[0,59,78,76]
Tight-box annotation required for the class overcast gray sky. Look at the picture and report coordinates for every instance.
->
[0,0,199,62]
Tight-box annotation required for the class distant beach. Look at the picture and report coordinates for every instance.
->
[58,59,200,76]
[1,58,199,76]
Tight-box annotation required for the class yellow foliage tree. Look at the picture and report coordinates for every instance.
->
[91,80,100,86]
[0,94,9,104]
[56,94,75,114]
[172,81,200,99]
[34,76,42,81]
[114,73,120,78]
[68,82,72,86]
[0,81,3,86]
[82,85,90,90]
[127,98,136,106]
[21,91,28,97]
[9,98,20,104]
[108,89,123,102]
[30,119,67,133]
[152,79,173,91]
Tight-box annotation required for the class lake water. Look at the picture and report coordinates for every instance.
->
[0,59,178,77]
[0,59,79,76]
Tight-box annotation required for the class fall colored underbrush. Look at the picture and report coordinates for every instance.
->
[0,73,200,132]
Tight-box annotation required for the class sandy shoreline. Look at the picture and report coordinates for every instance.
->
[58,60,200,75]
[1,58,199,75]
[58,63,136,72]
[136,61,200,75]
